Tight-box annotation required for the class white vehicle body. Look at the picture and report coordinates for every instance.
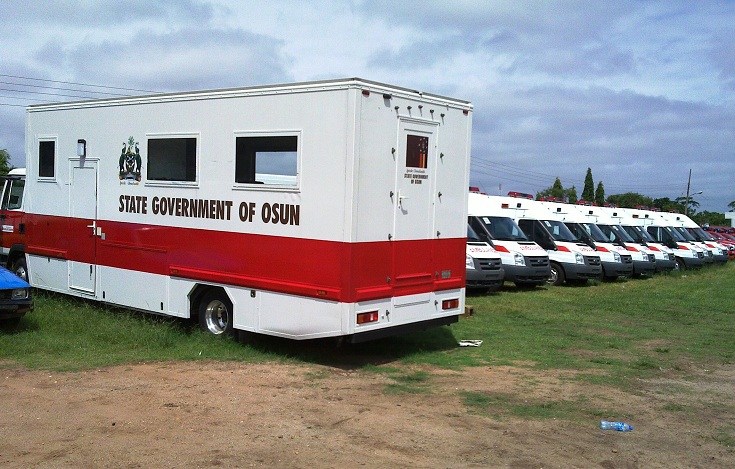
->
[613,207,677,272]
[14,78,473,342]
[465,226,505,292]
[576,206,657,276]
[467,192,550,286]
[625,209,705,269]
[662,213,727,264]
[480,195,601,285]
[537,201,634,280]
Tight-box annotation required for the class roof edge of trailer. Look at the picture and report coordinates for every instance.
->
[26,77,473,112]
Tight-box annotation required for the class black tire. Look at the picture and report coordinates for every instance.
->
[547,262,565,286]
[0,317,22,330]
[11,257,28,282]
[198,290,234,336]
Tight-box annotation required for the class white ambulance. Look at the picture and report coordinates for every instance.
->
[6,78,473,342]
[482,195,601,286]
[625,209,705,269]
[467,191,550,287]
[465,224,505,293]
[614,207,677,272]
[663,212,728,264]
[578,206,656,276]
[537,200,634,281]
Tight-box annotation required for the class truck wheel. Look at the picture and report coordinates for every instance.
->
[12,257,28,282]
[674,259,684,270]
[547,262,565,286]
[198,290,234,336]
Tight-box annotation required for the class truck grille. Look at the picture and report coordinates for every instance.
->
[696,251,704,259]
[584,256,601,266]
[478,259,502,271]
[527,256,549,267]
[647,254,655,263]
[621,254,633,264]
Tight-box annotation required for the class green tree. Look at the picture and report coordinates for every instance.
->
[536,177,566,200]
[581,167,594,201]
[594,182,605,206]
[674,196,700,215]
[692,211,727,226]
[0,149,12,176]
[565,185,578,204]
[652,197,685,213]
[606,192,654,209]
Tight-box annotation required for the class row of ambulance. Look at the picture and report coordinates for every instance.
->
[465,190,730,292]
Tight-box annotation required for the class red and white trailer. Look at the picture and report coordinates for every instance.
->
[8,78,473,342]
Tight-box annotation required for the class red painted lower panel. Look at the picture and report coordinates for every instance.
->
[23,214,465,303]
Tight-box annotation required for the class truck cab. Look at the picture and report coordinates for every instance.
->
[465,224,505,293]
[0,168,27,280]
[468,192,550,287]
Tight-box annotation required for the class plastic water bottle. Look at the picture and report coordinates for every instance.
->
[600,420,633,432]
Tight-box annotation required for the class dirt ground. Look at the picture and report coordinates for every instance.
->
[0,359,733,468]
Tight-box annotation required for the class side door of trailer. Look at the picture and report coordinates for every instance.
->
[68,161,98,294]
[393,118,438,295]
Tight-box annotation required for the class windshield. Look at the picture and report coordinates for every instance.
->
[597,224,634,243]
[624,225,655,243]
[664,226,687,242]
[479,216,529,241]
[579,222,609,243]
[542,219,579,242]
[689,227,714,242]
[467,224,481,242]
[672,226,696,241]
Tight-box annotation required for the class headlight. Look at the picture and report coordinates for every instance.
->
[11,288,29,300]
[575,252,584,264]
[465,254,475,269]
[613,251,621,263]
[514,253,526,266]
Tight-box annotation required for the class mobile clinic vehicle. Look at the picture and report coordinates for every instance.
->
[465,224,505,293]
[665,213,728,264]
[615,208,677,272]
[485,195,600,286]
[578,206,656,276]
[467,191,550,287]
[11,78,473,342]
[537,200,633,281]
[629,209,705,269]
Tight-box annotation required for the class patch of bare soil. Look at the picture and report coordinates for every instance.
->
[0,361,733,468]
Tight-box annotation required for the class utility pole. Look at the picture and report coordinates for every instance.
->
[684,169,691,216]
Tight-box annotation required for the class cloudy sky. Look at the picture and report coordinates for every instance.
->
[1,1,733,212]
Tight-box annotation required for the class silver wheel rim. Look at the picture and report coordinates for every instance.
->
[547,268,558,285]
[204,300,229,334]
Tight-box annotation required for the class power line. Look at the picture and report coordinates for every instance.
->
[0,73,156,94]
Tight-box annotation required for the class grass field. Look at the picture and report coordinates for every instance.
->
[1,262,733,388]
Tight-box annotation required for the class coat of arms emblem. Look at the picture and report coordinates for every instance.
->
[119,136,142,183]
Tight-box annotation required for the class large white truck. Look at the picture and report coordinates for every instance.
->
[481,195,601,286]
[465,224,505,293]
[467,192,550,287]
[4,78,473,342]
[538,200,634,281]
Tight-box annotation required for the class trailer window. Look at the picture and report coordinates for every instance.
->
[147,137,197,182]
[235,135,298,187]
[39,140,55,178]
[406,134,428,169]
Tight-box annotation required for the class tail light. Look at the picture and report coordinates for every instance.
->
[442,299,459,310]
[356,310,379,325]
